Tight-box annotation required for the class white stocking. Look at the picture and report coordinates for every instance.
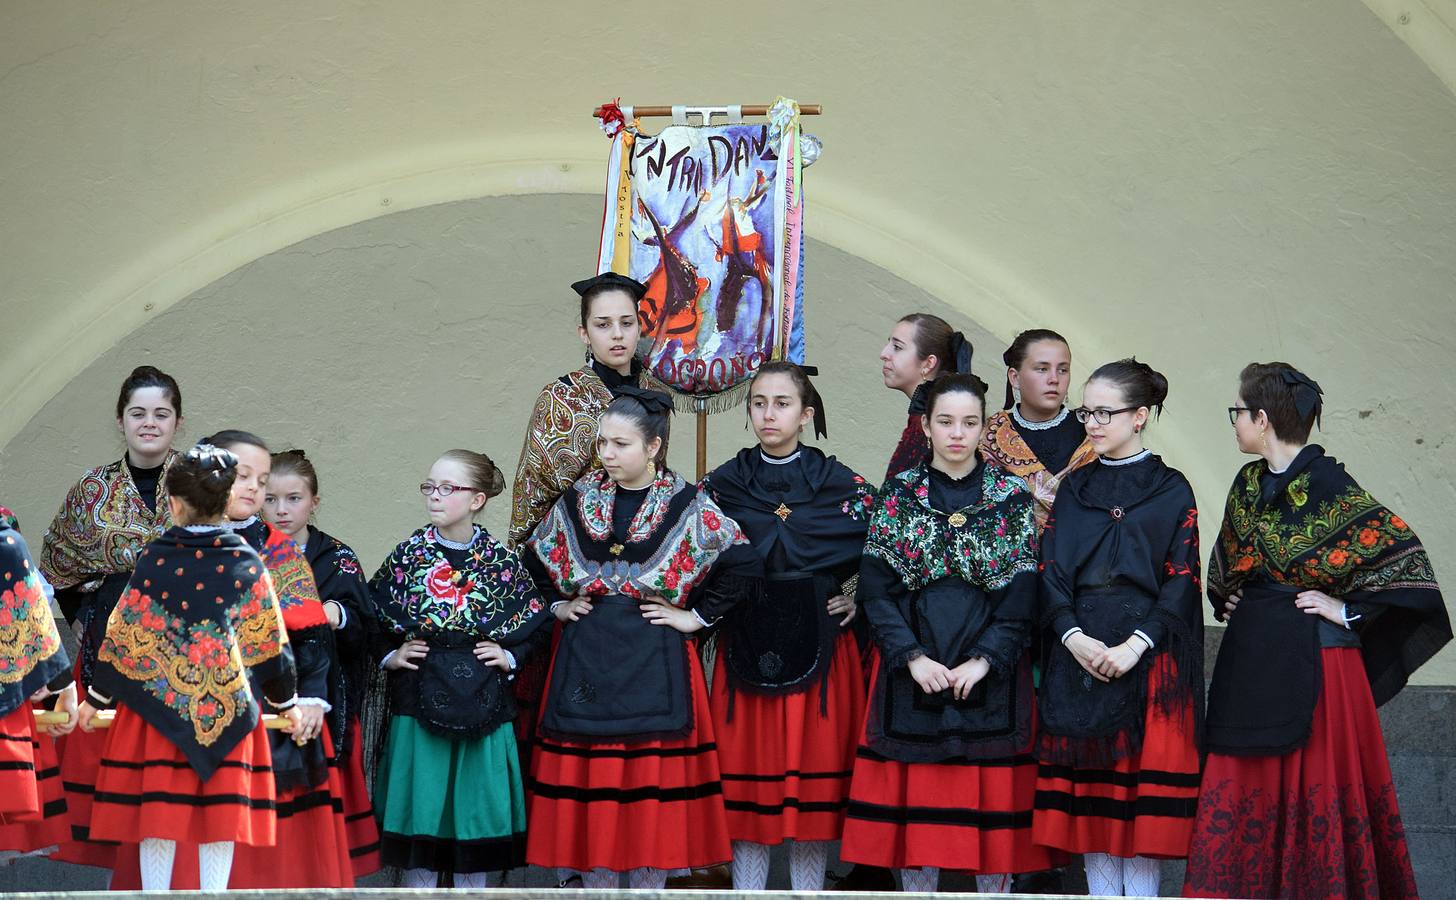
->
[198,841,233,891]
[139,838,177,891]
[455,870,502,888]
[900,866,940,892]
[1123,855,1162,897]
[789,840,830,891]
[731,840,771,890]
[627,866,667,890]
[975,872,1012,893]
[581,868,618,889]
[1084,852,1124,896]
[402,867,437,888]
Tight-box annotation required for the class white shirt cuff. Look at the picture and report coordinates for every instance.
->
[1060,626,1083,644]
[326,600,348,630]
[691,609,713,628]
[294,696,333,712]
[1341,603,1360,628]
[379,649,396,670]
[268,694,299,711]
[1133,629,1155,649]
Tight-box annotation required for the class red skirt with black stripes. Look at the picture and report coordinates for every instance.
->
[1032,655,1201,858]
[526,639,731,872]
[109,728,359,890]
[709,629,865,845]
[839,657,1066,874]
[87,707,277,846]
[339,721,382,878]
[0,703,69,851]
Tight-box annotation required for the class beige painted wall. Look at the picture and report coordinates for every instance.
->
[0,197,1001,566]
[3,1,1456,678]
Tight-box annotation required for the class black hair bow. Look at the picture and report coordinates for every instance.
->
[948,331,974,375]
[1281,369,1324,429]
[187,442,239,472]
[797,364,829,440]
[613,385,675,415]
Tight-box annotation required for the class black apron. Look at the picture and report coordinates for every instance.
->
[723,571,838,693]
[1039,584,1157,740]
[391,631,510,740]
[540,595,693,744]
[871,577,1032,762]
[1204,581,1321,756]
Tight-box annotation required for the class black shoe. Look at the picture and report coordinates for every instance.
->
[1011,867,1067,893]
[830,864,898,892]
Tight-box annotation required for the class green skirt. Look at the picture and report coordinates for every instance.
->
[375,715,527,873]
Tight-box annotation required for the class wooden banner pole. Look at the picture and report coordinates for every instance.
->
[695,398,710,481]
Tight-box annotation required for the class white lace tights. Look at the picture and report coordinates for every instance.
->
[1085,852,1162,896]
[138,839,233,891]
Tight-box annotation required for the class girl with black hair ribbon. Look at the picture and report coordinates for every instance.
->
[1184,362,1447,899]
[523,389,762,890]
[878,314,973,481]
[701,362,876,891]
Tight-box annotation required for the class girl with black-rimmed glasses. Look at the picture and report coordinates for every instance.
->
[1031,359,1203,897]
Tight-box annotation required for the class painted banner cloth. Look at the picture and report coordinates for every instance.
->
[596,100,815,403]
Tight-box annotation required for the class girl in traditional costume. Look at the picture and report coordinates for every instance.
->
[205,430,355,888]
[1031,360,1203,897]
[702,362,876,891]
[508,273,662,790]
[877,313,973,482]
[42,365,182,868]
[979,329,1098,533]
[263,449,381,878]
[1183,363,1448,899]
[840,373,1064,893]
[523,388,762,891]
[76,443,302,891]
[369,449,548,888]
[0,507,76,858]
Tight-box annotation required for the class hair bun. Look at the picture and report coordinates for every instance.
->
[187,442,238,473]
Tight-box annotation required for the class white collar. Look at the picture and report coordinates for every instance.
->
[183,524,225,533]
[222,515,258,531]
[1011,404,1069,431]
[1100,449,1152,467]
[759,448,802,465]
[433,525,479,550]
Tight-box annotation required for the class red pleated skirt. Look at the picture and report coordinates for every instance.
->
[0,704,69,852]
[839,653,1066,874]
[1182,647,1419,899]
[1032,654,1201,858]
[52,723,116,866]
[526,637,731,872]
[88,707,277,846]
[709,629,865,845]
[111,729,359,890]
[339,722,382,878]
[228,728,356,888]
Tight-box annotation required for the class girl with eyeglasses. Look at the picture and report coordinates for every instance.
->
[1183,363,1448,899]
[1031,359,1203,897]
[367,450,549,888]
[263,450,381,880]
[522,389,762,891]
[840,374,1065,894]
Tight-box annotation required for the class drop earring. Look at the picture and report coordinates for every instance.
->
[584,348,594,365]
[1134,424,1141,434]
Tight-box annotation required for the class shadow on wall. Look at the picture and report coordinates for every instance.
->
[0,193,1001,567]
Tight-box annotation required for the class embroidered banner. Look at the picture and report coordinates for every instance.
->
[596,100,815,403]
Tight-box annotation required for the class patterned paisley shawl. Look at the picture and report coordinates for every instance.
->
[0,515,70,718]
[1210,445,1450,705]
[508,363,668,548]
[978,410,1096,534]
[40,452,178,591]
[237,519,330,631]
[93,527,294,779]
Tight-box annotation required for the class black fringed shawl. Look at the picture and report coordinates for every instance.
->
[1036,455,1203,766]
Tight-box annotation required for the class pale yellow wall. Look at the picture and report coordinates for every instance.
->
[3,1,1456,679]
